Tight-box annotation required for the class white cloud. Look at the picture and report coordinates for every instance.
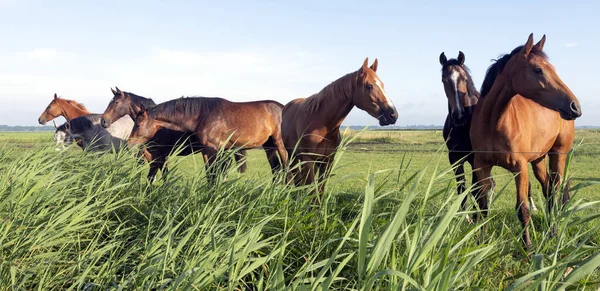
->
[0,48,349,125]
[564,42,579,48]
[24,48,58,60]
[152,49,264,67]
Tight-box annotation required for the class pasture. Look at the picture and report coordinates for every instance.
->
[1,129,600,290]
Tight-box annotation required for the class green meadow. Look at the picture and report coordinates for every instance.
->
[1,129,599,290]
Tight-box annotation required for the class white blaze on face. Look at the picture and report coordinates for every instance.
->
[374,77,396,109]
[450,70,463,117]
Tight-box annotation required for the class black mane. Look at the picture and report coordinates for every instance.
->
[125,91,156,107]
[480,45,548,98]
[147,97,224,120]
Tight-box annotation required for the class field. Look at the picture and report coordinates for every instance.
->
[1,129,600,290]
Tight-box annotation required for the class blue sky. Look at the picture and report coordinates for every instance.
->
[1,0,598,126]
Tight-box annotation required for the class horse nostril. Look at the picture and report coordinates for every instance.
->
[570,101,581,114]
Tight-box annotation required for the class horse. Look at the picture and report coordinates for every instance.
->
[37,93,134,150]
[64,114,134,152]
[470,34,582,248]
[53,121,73,150]
[439,51,536,221]
[127,97,287,184]
[100,87,248,181]
[38,93,92,124]
[281,58,398,198]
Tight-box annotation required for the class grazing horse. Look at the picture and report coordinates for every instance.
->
[470,34,582,248]
[128,97,287,184]
[439,51,536,221]
[100,87,248,180]
[281,58,398,196]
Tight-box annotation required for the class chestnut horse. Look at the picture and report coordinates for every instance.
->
[100,88,247,180]
[38,94,93,148]
[439,51,536,221]
[281,58,398,196]
[38,93,92,124]
[470,34,582,248]
[128,97,287,184]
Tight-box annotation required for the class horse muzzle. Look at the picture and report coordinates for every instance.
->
[559,101,582,120]
[100,118,111,128]
[378,108,398,126]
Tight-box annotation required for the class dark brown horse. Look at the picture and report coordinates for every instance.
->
[439,51,536,221]
[470,34,582,248]
[281,58,398,197]
[100,88,247,181]
[128,97,287,184]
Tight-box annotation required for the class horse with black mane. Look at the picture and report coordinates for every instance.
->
[127,96,287,184]
[101,87,248,181]
[439,51,536,221]
[470,34,582,248]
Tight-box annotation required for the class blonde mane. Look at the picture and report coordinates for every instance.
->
[300,71,358,113]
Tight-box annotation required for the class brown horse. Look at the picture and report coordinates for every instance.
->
[100,88,247,181]
[470,34,582,248]
[38,94,93,148]
[281,58,398,196]
[128,97,287,184]
[38,93,92,124]
[439,51,537,221]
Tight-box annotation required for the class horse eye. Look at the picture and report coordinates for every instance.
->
[365,84,374,90]
[533,67,543,74]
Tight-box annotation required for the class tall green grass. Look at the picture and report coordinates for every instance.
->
[0,138,599,290]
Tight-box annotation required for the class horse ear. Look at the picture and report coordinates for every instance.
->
[369,58,378,72]
[111,87,117,95]
[439,52,447,66]
[521,33,535,57]
[64,122,70,131]
[54,93,58,100]
[115,87,122,94]
[361,57,369,70]
[53,120,58,129]
[458,51,465,65]
[534,34,546,51]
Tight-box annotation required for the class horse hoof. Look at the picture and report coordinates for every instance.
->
[465,214,475,225]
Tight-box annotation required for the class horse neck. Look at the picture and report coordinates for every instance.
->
[476,74,515,128]
[151,110,196,132]
[61,103,91,120]
[314,72,357,131]
[323,98,355,130]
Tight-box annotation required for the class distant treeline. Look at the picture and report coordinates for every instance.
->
[0,125,56,132]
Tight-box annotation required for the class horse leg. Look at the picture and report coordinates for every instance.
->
[202,148,219,186]
[549,152,570,210]
[316,157,334,200]
[262,137,286,182]
[472,158,492,220]
[148,155,166,183]
[234,149,248,173]
[531,157,551,212]
[514,161,532,249]
[451,155,469,222]
[271,132,289,174]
